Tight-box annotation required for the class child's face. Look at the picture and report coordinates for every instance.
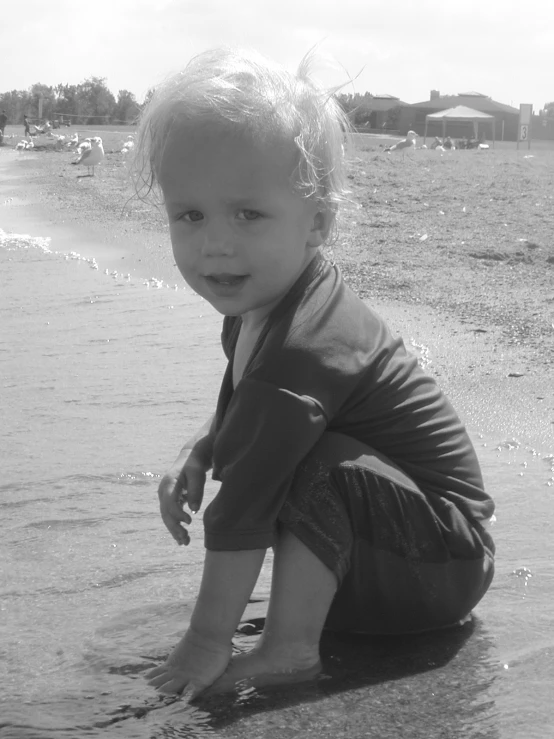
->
[159,124,326,328]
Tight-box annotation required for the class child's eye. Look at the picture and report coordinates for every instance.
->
[237,209,262,221]
[178,210,204,223]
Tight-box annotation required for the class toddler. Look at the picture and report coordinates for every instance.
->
[133,47,495,699]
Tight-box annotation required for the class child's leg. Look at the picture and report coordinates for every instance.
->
[287,432,495,635]
[210,431,494,692]
[209,527,338,690]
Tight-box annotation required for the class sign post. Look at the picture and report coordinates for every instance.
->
[518,104,533,149]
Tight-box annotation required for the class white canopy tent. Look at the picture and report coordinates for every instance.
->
[424,105,495,146]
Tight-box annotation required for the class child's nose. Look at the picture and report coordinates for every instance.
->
[201,220,235,257]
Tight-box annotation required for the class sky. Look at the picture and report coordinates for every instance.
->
[1,0,552,111]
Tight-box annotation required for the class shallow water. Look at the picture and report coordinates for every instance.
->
[1,229,553,739]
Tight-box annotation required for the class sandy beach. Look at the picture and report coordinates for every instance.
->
[1,127,553,451]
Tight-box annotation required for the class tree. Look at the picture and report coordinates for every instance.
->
[112,89,139,124]
[336,91,374,128]
[385,105,402,131]
[54,84,78,118]
[74,77,116,124]
[29,83,56,120]
[1,78,149,124]
[0,90,27,123]
[542,102,554,118]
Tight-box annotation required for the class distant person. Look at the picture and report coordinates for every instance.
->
[443,136,453,149]
[133,47,496,699]
[0,109,7,135]
[23,115,30,136]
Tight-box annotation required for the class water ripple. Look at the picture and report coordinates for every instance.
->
[24,517,105,530]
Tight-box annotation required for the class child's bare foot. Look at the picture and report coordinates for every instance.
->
[205,647,321,695]
[147,628,232,696]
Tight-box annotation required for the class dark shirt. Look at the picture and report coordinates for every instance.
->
[204,252,494,551]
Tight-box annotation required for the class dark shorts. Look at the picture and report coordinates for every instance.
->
[277,432,495,635]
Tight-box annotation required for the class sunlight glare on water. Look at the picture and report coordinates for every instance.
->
[1,232,553,738]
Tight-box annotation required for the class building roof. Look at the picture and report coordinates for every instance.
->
[426,105,495,121]
[411,94,519,115]
[369,96,410,110]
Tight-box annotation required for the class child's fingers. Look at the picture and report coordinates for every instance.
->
[149,674,193,695]
[184,473,206,513]
[170,497,192,524]
[161,516,190,546]
[179,491,203,515]
[146,664,167,679]
[160,503,190,543]
[182,683,204,702]
[146,665,203,698]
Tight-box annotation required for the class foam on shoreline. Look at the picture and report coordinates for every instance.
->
[0,148,176,284]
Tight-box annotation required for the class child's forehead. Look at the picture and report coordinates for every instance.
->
[167,117,294,157]
[160,119,299,187]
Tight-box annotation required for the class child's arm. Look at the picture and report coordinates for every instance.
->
[157,414,216,546]
[147,547,266,696]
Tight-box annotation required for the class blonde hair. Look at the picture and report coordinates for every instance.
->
[132,46,351,218]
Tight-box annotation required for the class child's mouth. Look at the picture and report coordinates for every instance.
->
[206,274,246,286]
[204,274,248,295]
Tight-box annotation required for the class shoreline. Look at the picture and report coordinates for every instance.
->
[0,146,177,282]
[1,144,552,453]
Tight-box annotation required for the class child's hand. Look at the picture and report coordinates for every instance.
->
[158,452,208,546]
[146,628,232,699]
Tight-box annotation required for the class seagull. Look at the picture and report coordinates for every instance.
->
[50,134,66,150]
[384,130,417,155]
[76,137,91,154]
[66,132,79,148]
[121,137,135,154]
[72,136,104,176]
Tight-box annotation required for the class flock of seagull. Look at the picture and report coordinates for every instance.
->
[10,125,485,175]
[384,130,490,155]
[13,131,135,176]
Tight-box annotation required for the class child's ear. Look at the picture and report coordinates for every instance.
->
[307,209,333,247]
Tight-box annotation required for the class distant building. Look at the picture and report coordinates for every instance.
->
[400,91,520,140]
[532,110,554,140]
[347,94,409,131]
[367,95,409,129]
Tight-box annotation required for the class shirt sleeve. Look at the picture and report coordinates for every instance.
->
[204,378,328,551]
